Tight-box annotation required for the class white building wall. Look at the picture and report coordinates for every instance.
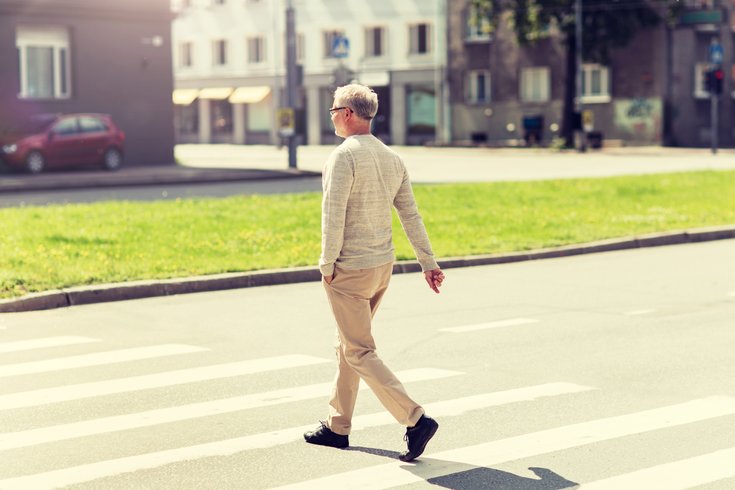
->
[171,0,448,145]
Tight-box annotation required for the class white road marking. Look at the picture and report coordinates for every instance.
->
[0,355,330,411]
[0,344,208,378]
[0,368,462,451]
[623,309,656,316]
[272,396,735,490]
[578,447,735,490]
[0,382,593,489]
[0,336,100,353]
[728,291,735,297]
[439,318,539,333]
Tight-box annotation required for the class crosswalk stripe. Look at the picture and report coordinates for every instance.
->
[0,344,208,378]
[0,354,330,411]
[578,447,735,490]
[272,396,735,489]
[0,336,100,353]
[0,382,593,489]
[439,318,538,333]
[0,368,462,451]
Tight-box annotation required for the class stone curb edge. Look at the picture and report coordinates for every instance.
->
[2,225,734,313]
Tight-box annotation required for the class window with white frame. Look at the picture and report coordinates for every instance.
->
[323,30,346,58]
[581,64,610,102]
[179,42,193,68]
[16,26,71,99]
[466,70,491,104]
[466,4,491,41]
[212,39,227,66]
[365,26,386,58]
[247,36,266,64]
[520,66,550,103]
[693,62,711,98]
[409,23,431,55]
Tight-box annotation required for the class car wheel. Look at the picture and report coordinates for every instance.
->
[103,148,123,171]
[26,151,45,174]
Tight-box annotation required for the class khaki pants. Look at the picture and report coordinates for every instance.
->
[323,262,424,436]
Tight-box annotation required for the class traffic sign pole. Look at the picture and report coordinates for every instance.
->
[285,0,298,168]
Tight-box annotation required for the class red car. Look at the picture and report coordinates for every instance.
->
[0,113,125,174]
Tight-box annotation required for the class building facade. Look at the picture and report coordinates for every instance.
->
[171,0,450,146]
[448,0,735,148]
[0,0,176,166]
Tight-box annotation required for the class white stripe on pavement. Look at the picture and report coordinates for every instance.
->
[0,355,330,411]
[0,368,462,451]
[0,336,100,353]
[0,344,208,378]
[579,447,735,490]
[272,396,735,490]
[439,318,539,333]
[0,382,593,489]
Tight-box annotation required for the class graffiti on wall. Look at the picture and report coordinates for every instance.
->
[614,97,662,142]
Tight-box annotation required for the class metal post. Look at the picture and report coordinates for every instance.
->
[285,0,298,168]
[711,92,718,154]
[575,0,586,152]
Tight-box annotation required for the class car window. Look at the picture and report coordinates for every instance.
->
[52,118,79,135]
[79,116,108,133]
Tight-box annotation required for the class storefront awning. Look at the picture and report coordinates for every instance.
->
[172,89,199,105]
[229,86,271,104]
[358,71,390,87]
[198,87,234,100]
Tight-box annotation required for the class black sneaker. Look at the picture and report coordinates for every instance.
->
[399,415,438,462]
[304,421,349,449]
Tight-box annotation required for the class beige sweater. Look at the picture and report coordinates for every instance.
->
[319,134,439,276]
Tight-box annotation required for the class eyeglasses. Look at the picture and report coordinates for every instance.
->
[328,106,353,114]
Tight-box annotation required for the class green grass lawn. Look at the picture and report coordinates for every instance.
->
[1,170,733,299]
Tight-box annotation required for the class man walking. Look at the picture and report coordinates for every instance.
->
[304,84,445,462]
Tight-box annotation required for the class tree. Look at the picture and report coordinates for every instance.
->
[471,0,665,147]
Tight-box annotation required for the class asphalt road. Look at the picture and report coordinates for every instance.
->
[1,240,734,489]
[2,144,735,207]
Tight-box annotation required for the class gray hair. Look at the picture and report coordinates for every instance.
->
[334,84,378,120]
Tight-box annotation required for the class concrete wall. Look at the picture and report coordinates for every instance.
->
[0,0,175,165]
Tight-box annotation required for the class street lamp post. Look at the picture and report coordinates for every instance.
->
[285,0,298,168]
[575,0,586,152]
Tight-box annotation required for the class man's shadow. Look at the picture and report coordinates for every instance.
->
[347,447,578,490]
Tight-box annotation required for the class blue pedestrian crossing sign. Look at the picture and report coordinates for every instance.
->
[332,35,349,58]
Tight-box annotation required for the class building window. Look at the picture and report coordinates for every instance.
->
[247,36,266,64]
[409,23,431,54]
[407,84,436,134]
[213,39,227,66]
[365,27,386,58]
[323,30,346,58]
[694,62,711,98]
[466,70,491,104]
[581,64,610,102]
[520,66,550,103]
[179,42,193,68]
[466,4,491,42]
[16,26,71,99]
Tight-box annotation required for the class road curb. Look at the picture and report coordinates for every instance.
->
[2,225,734,313]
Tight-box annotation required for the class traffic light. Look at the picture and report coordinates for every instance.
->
[713,68,724,95]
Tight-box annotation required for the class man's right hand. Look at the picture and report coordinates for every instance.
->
[424,269,445,294]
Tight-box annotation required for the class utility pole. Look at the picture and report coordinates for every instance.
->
[708,37,723,155]
[575,0,586,152]
[285,0,298,168]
